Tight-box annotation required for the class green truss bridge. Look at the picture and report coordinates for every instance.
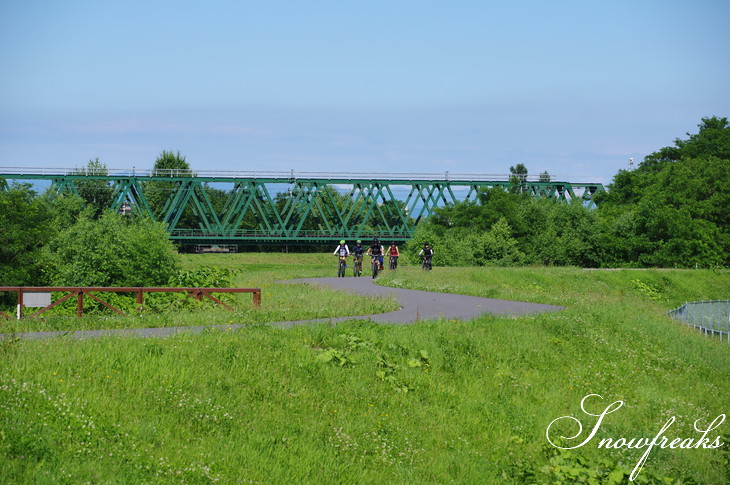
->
[1,168,604,246]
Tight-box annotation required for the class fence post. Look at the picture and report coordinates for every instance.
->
[701,301,705,335]
[77,290,84,317]
[17,288,23,319]
[712,301,717,337]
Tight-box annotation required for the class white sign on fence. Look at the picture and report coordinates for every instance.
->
[24,292,51,308]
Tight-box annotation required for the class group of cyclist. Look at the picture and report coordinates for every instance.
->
[332,238,433,278]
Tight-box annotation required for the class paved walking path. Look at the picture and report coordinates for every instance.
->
[3,277,564,340]
[284,277,564,323]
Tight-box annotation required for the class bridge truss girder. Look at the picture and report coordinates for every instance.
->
[1,172,604,245]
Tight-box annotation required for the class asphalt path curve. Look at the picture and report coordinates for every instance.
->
[3,277,564,340]
[284,277,564,323]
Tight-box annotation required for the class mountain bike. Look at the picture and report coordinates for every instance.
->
[337,256,348,277]
[353,255,363,277]
[421,255,432,271]
[371,256,380,279]
[388,255,398,270]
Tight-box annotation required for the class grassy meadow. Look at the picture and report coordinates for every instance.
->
[1,253,729,484]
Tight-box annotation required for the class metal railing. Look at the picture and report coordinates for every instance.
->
[0,166,559,183]
[667,300,730,343]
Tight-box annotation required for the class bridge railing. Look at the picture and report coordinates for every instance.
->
[0,167,560,183]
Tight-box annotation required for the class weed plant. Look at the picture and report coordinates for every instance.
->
[1,255,728,484]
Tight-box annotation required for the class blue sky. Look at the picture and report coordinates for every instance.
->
[1,0,728,184]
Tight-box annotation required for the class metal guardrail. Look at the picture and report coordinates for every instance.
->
[0,286,261,318]
[668,300,730,343]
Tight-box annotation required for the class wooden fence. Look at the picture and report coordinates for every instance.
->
[0,286,261,318]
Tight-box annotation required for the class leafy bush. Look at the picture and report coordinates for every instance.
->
[407,218,526,267]
[473,218,526,266]
[36,266,240,317]
[143,266,241,312]
[50,213,179,287]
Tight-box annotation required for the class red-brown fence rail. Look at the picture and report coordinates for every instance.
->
[0,287,261,318]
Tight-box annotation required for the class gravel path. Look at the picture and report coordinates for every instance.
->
[3,277,564,340]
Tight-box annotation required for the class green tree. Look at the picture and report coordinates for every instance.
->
[519,199,603,266]
[427,187,523,233]
[604,116,730,207]
[599,117,730,266]
[509,163,528,194]
[0,183,55,286]
[44,192,90,232]
[145,150,196,226]
[72,158,114,218]
[152,150,191,175]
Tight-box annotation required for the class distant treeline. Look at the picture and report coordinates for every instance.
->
[406,116,729,268]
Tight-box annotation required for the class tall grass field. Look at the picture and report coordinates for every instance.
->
[1,253,729,484]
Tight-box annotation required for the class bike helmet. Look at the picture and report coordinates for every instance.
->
[356,240,361,244]
[339,240,345,245]
[373,238,379,244]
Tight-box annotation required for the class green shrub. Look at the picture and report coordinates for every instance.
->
[50,213,179,287]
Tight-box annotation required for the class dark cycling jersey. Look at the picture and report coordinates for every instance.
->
[369,243,383,256]
[352,245,365,256]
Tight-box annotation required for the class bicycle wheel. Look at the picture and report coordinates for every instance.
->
[372,258,378,279]
[338,259,346,277]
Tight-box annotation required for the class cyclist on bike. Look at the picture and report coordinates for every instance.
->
[333,240,350,257]
[387,243,400,270]
[352,240,365,276]
[333,240,350,277]
[367,238,384,271]
[418,243,434,270]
